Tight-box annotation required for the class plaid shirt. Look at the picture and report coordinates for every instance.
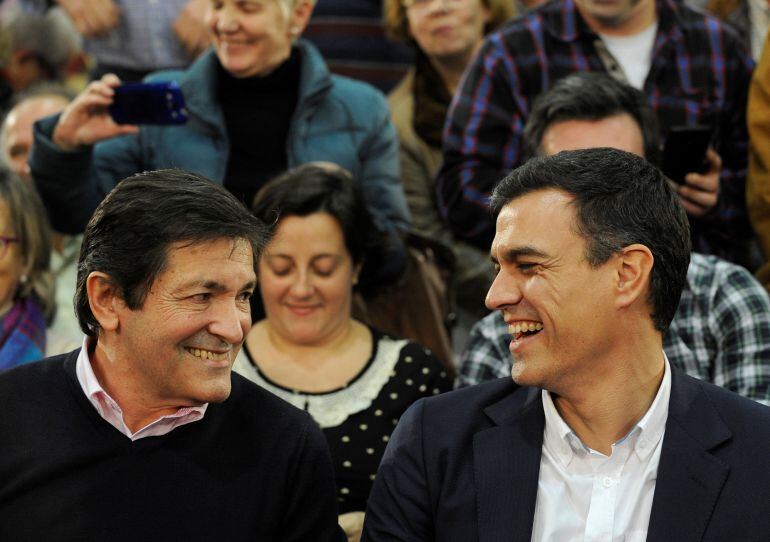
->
[437,0,754,263]
[458,253,770,406]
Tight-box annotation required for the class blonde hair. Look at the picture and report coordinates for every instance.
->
[0,168,54,322]
[383,0,515,43]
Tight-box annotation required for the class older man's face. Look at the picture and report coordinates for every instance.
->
[112,237,256,406]
[1,95,69,181]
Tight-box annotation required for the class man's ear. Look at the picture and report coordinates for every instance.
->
[86,272,122,332]
[614,244,654,310]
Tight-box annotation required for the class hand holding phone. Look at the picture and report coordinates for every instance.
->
[660,125,713,184]
[676,147,721,217]
[109,82,188,125]
[53,74,140,152]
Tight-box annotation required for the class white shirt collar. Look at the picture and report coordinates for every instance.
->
[542,353,671,467]
[75,337,208,440]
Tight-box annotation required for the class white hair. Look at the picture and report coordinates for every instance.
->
[276,0,315,22]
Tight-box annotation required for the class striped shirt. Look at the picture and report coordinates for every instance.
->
[437,0,754,264]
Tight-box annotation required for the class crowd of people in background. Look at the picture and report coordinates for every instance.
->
[1,0,770,540]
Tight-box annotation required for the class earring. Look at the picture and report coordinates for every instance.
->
[19,274,28,284]
[289,26,300,36]
[352,276,359,286]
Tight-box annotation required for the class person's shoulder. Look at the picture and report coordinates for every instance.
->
[417,377,526,429]
[688,253,766,299]
[388,70,413,107]
[228,370,310,423]
[0,351,80,409]
[329,73,388,108]
[144,50,216,86]
[387,70,415,125]
[671,0,747,48]
[0,350,77,389]
[488,0,565,43]
[677,371,770,437]
[372,328,446,377]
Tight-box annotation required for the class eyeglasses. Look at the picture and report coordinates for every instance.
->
[0,236,19,259]
[402,0,467,12]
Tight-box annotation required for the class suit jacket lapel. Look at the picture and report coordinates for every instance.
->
[647,370,731,542]
[474,387,544,542]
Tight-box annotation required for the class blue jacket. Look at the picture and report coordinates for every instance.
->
[30,40,410,237]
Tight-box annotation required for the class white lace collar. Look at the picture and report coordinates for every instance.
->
[232,332,407,428]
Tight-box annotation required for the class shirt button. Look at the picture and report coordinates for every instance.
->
[603,477,614,488]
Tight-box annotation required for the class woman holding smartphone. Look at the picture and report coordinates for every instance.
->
[30,0,408,284]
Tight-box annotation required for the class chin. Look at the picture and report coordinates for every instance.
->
[197,380,233,405]
[509,359,547,389]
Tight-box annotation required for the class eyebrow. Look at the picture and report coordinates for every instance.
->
[176,279,257,294]
[266,253,341,262]
[490,245,550,264]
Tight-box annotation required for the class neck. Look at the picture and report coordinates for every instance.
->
[577,0,657,37]
[428,47,478,95]
[90,339,190,432]
[552,334,665,455]
[264,317,357,367]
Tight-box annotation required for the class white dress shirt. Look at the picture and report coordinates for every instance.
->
[530,355,671,541]
[75,338,207,441]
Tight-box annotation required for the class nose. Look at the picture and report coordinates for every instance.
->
[214,4,239,32]
[288,270,314,298]
[426,0,451,13]
[485,268,523,311]
[207,298,248,346]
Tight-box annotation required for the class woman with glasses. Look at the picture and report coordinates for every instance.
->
[383,0,513,318]
[0,168,54,370]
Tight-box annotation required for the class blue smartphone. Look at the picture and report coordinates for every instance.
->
[109,81,188,125]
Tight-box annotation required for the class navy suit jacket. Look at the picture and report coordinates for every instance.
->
[362,369,770,541]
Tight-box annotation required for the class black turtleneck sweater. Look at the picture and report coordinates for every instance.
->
[0,352,342,541]
[218,49,301,207]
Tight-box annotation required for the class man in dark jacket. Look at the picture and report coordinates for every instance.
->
[364,148,770,541]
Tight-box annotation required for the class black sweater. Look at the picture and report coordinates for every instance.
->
[0,351,341,541]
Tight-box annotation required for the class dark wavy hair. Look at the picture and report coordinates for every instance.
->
[252,163,386,293]
[491,148,690,332]
[523,72,661,164]
[75,169,271,336]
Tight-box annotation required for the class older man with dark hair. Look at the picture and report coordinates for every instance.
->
[0,169,343,541]
[459,72,770,406]
[363,148,770,541]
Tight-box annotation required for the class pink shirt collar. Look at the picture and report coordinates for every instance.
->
[75,337,208,441]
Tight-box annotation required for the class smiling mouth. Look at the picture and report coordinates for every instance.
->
[286,304,319,314]
[185,347,229,362]
[508,321,544,342]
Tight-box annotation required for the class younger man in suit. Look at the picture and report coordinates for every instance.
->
[363,148,770,541]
